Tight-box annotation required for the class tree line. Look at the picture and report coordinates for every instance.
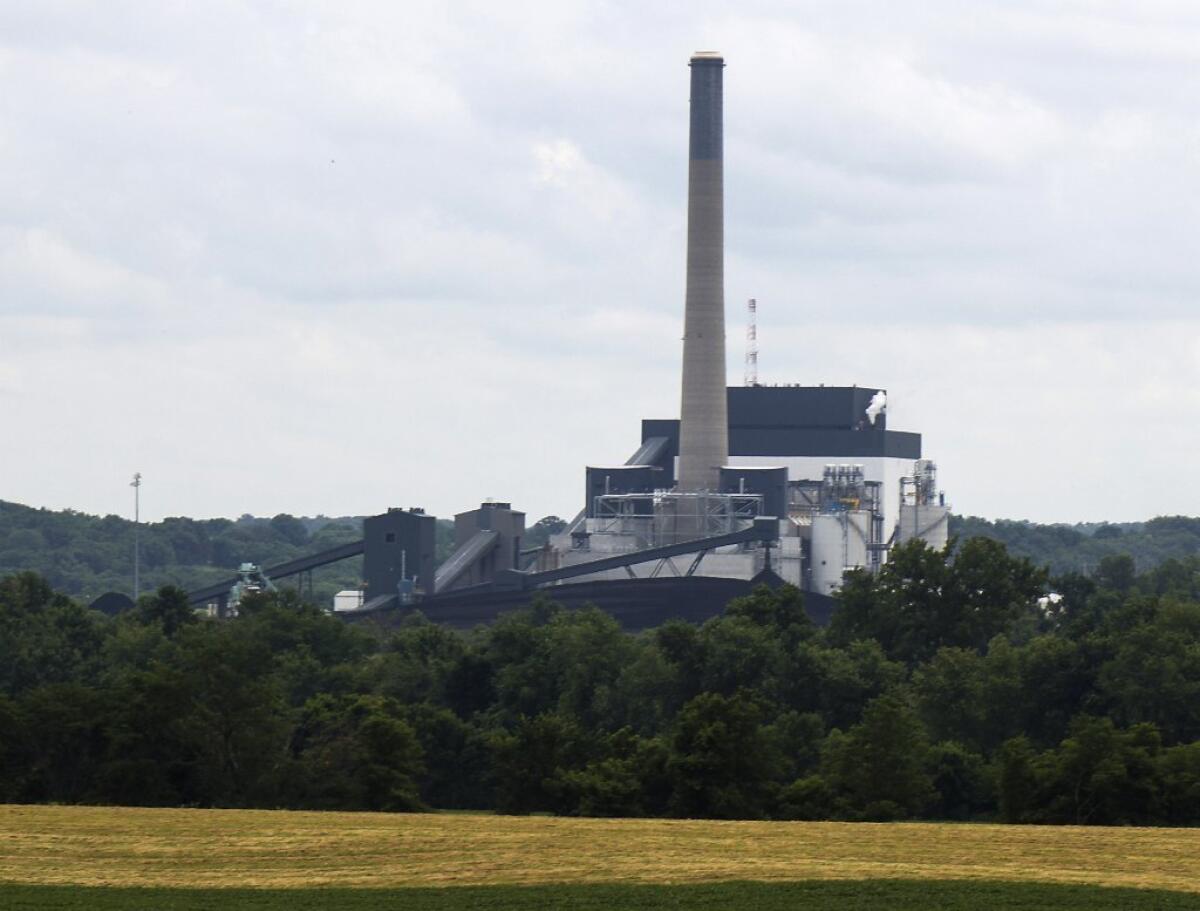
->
[951,513,1200,578]
[2,537,1200,824]
[0,500,569,608]
[0,500,369,605]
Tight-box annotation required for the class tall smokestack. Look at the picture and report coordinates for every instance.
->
[677,51,728,491]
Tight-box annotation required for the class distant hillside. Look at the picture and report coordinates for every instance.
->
[0,501,568,606]
[0,499,378,605]
[949,514,1200,577]
[5,498,1195,605]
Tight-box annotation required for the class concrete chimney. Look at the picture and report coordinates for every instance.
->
[677,51,728,491]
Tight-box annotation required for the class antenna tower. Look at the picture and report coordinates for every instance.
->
[744,298,758,386]
[130,472,142,601]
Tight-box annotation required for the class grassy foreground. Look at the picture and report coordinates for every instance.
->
[4,880,1200,910]
[2,805,1200,909]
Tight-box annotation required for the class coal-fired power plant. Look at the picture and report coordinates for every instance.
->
[186,53,952,630]
[678,52,728,493]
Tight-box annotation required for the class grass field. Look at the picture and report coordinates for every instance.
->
[2,805,1200,909]
[5,881,1200,911]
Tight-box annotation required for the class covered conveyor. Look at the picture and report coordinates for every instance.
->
[429,516,779,598]
[188,539,365,605]
[433,530,498,594]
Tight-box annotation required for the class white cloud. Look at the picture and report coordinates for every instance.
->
[760,318,1200,523]
[534,139,584,189]
[0,227,167,315]
[1,1,1198,528]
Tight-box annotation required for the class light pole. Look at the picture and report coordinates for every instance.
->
[131,472,142,601]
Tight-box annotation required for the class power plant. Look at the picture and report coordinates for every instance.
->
[186,52,949,629]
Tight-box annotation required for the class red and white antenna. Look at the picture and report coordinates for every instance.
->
[744,298,758,386]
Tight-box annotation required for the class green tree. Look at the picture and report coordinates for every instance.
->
[724,584,813,647]
[605,642,680,734]
[822,691,935,820]
[1096,554,1136,594]
[790,639,905,730]
[830,539,1046,666]
[996,735,1039,823]
[490,712,588,815]
[542,608,635,727]
[913,647,987,749]
[402,703,492,809]
[95,661,202,806]
[136,585,197,638]
[1097,599,1200,743]
[927,741,989,820]
[767,710,825,782]
[777,774,837,820]
[1037,716,1162,825]
[1013,634,1094,747]
[0,573,108,695]
[18,683,109,803]
[289,694,425,811]
[1158,741,1200,825]
[667,691,783,819]
[371,617,468,705]
[652,619,705,709]
[525,516,568,549]
[174,621,289,805]
[268,514,309,547]
[696,615,786,701]
[0,694,27,801]
[559,729,670,818]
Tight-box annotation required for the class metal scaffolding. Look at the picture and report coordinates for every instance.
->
[590,489,764,548]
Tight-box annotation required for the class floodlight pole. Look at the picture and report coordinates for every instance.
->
[131,472,142,601]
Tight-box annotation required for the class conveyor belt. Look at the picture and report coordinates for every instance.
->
[427,517,779,597]
[187,539,365,604]
[625,436,670,467]
[521,518,777,588]
[433,529,499,594]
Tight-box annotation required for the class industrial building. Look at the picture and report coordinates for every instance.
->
[185,51,949,627]
[550,385,948,597]
[539,51,949,598]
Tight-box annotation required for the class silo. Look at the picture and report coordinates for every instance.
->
[897,503,951,550]
[810,511,872,595]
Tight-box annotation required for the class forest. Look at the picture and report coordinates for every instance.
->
[2,535,1200,826]
[952,513,1200,577]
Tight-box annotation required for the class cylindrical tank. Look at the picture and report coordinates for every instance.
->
[810,511,872,595]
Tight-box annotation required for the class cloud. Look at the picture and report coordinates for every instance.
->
[0,1,1198,526]
[0,227,167,316]
[761,317,1200,523]
[533,139,583,188]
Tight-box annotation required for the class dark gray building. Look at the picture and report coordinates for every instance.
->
[362,508,437,606]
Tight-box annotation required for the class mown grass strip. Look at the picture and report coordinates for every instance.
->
[4,880,1200,910]
[5,805,1200,893]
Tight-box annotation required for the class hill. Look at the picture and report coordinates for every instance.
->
[0,499,371,605]
[2,497,1197,606]
[950,514,1200,576]
[0,500,567,606]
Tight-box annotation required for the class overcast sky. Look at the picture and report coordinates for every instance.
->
[2,1,1199,525]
